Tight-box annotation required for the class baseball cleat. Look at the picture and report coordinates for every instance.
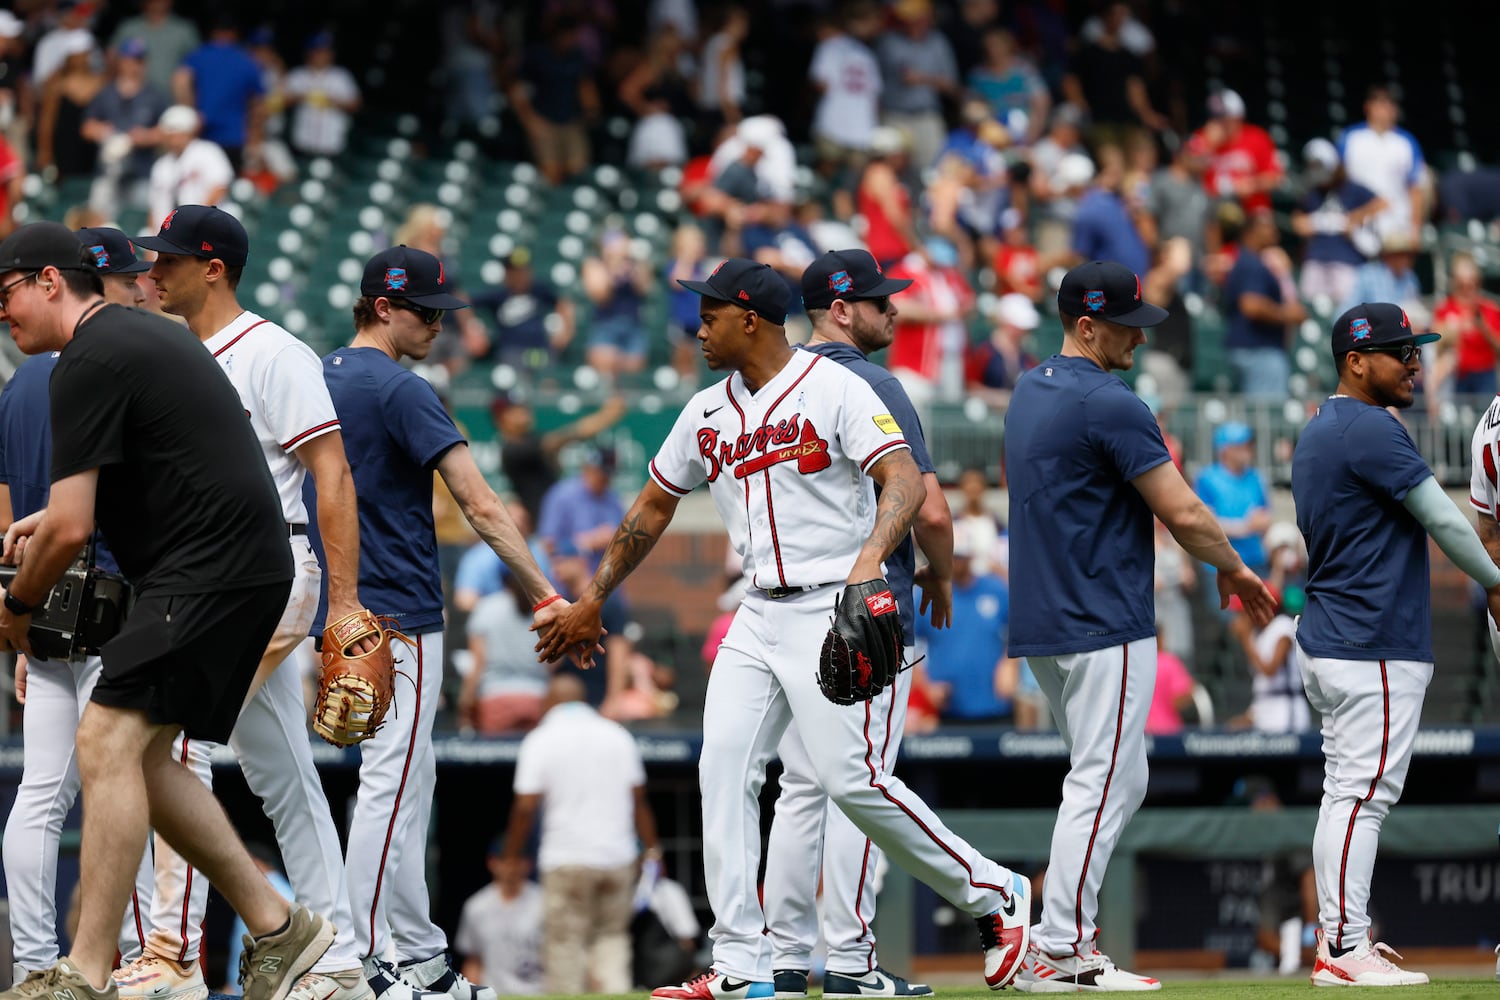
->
[396,954,494,1000]
[823,967,933,997]
[362,959,443,1000]
[772,969,808,999]
[977,871,1032,989]
[1013,944,1160,992]
[284,970,374,1000]
[652,971,774,999]
[1309,936,1428,987]
[112,955,208,1000]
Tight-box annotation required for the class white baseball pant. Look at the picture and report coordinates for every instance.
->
[1025,636,1155,957]
[764,650,913,974]
[345,629,448,963]
[135,539,363,972]
[704,589,1016,983]
[1298,650,1430,951]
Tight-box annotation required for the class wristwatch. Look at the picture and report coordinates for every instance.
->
[4,590,38,616]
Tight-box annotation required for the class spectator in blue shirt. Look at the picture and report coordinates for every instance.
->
[1343,229,1424,319]
[1196,421,1272,580]
[1291,138,1384,307]
[466,248,576,370]
[1070,144,1151,277]
[1223,211,1306,400]
[173,16,264,169]
[536,446,626,574]
[916,544,1016,723]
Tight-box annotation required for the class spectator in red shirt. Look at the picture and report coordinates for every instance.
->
[0,131,23,240]
[886,239,975,406]
[1187,89,1282,214]
[991,207,1041,301]
[1434,251,1500,396]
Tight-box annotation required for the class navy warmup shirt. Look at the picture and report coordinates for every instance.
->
[0,351,118,572]
[801,341,933,646]
[306,347,466,636]
[1004,355,1171,656]
[1292,397,1434,662]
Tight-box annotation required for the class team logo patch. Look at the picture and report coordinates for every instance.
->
[1399,309,1410,329]
[872,413,901,434]
[201,241,213,252]
[828,269,853,295]
[864,589,897,616]
[1084,289,1106,312]
[1350,317,1372,341]
[711,259,728,277]
[162,209,177,231]
[88,244,109,269]
[384,267,408,291]
[738,289,751,301]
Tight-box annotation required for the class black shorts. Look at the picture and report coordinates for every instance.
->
[90,580,293,742]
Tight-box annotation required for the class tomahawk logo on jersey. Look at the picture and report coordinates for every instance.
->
[650,351,908,590]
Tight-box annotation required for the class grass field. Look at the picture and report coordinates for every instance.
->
[548,984,1500,1000]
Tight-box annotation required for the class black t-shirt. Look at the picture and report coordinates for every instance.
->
[1074,44,1144,126]
[499,434,555,523]
[50,304,292,595]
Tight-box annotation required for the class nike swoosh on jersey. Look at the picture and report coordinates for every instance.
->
[704,405,725,418]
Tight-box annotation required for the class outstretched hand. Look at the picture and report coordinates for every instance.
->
[532,597,608,668]
[913,565,952,629]
[1218,565,1276,628]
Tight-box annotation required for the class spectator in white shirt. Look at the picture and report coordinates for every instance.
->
[808,1,883,183]
[1338,85,1427,238]
[282,31,360,158]
[454,844,544,996]
[500,674,663,996]
[146,104,233,230]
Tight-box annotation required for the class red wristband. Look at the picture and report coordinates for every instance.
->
[533,594,564,613]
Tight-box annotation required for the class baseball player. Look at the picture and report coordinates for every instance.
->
[1004,260,1274,992]
[762,249,950,999]
[115,205,396,1000]
[305,245,565,1000]
[0,227,154,984]
[0,220,329,1000]
[535,258,1031,1000]
[1298,303,1500,986]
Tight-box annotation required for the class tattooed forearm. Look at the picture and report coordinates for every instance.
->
[589,510,665,602]
[862,452,923,563]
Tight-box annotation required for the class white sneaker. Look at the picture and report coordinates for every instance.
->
[112,956,209,1000]
[1014,944,1161,992]
[651,971,775,999]
[363,959,444,1000]
[1310,936,1428,987]
[397,954,495,1000]
[285,970,375,1000]
[977,872,1032,990]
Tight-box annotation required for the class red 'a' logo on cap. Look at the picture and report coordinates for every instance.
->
[738,290,751,301]
[1134,275,1142,301]
[162,209,177,231]
[201,242,213,252]
[711,259,727,277]
[437,261,445,285]
[1400,309,1410,328]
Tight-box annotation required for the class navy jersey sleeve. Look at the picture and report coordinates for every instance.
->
[50,357,129,480]
[379,373,466,471]
[870,373,935,474]
[1087,386,1172,482]
[1348,409,1431,502]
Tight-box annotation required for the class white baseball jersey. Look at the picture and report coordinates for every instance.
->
[147,139,234,231]
[203,311,340,524]
[649,350,909,590]
[1470,394,1500,519]
[809,33,882,149]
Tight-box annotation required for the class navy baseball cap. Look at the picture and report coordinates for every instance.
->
[134,205,249,266]
[800,249,912,310]
[1331,302,1440,359]
[678,257,789,325]
[361,245,468,309]
[0,221,91,273]
[1057,260,1169,328]
[77,227,151,274]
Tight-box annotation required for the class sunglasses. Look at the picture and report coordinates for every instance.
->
[388,299,446,325]
[0,272,38,311]
[1356,343,1420,365]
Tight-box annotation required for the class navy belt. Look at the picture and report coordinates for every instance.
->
[289,523,307,536]
[759,582,834,600]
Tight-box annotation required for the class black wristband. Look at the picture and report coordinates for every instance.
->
[4,590,37,616]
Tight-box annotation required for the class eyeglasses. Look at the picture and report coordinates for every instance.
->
[0,272,38,311]
[388,299,446,325]
[1357,343,1420,364]
[861,295,891,314]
